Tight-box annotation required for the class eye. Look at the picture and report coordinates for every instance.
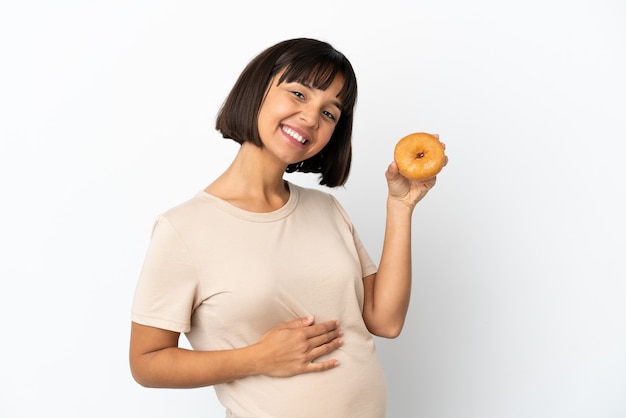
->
[323,110,338,122]
[291,90,305,99]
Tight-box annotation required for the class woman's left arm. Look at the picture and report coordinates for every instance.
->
[362,140,447,338]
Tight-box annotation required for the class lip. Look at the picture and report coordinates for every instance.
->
[281,124,310,146]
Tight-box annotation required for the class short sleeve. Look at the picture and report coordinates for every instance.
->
[131,216,200,333]
[328,195,378,278]
[352,227,378,277]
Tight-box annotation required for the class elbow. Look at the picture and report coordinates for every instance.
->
[363,310,406,339]
[129,357,158,388]
[375,327,403,339]
[368,321,405,339]
[385,329,403,339]
[131,374,150,388]
[130,364,150,388]
[131,369,162,389]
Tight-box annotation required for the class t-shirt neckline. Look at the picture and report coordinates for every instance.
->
[195,181,299,222]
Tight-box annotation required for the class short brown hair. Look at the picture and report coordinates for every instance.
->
[215,38,358,187]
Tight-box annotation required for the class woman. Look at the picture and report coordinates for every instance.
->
[129,37,446,417]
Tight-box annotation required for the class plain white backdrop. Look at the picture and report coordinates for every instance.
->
[1,1,625,417]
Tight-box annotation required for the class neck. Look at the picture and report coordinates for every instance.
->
[204,143,290,212]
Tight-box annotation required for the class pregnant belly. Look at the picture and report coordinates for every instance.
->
[216,342,387,418]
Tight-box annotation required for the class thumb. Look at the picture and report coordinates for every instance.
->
[386,161,399,176]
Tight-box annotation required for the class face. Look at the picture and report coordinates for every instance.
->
[256,69,344,167]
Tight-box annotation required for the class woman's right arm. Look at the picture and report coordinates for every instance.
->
[129,315,343,388]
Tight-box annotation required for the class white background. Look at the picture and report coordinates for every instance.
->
[1,1,625,417]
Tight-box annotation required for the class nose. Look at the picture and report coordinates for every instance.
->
[299,105,319,128]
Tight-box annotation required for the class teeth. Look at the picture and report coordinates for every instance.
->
[283,127,307,144]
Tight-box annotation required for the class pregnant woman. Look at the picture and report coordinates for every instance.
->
[129,37,446,418]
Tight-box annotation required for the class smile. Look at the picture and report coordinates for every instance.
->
[282,126,308,144]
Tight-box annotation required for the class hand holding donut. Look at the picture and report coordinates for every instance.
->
[386,132,447,208]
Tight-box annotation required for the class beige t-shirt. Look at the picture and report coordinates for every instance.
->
[132,183,387,417]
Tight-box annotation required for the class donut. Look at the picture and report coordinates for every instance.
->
[393,132,445,180]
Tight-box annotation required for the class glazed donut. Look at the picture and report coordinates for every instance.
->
[393,132,445,180]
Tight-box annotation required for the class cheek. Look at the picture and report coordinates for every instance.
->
[312,127,334,154]
[321,125,336,144]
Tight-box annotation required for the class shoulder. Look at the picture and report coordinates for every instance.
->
[153,191,220,232]
[289,183,352,226]
[290,183,339,209]
[290,182,334,202]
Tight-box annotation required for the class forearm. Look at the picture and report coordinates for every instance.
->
[132,344,261,389]
[364,198,414,337]
[130,317,343,388]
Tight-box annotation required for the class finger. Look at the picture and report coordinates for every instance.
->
[304,358,340,373]
[280,315,315,330]
[421,177,437,190]
[302,320,340,338]
[386,163,407,183]
[307,326,343,349]
[305,336,343,365]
